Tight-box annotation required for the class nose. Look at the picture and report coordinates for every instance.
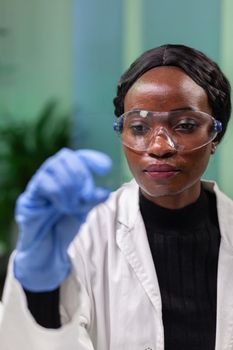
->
[147,127,177,158]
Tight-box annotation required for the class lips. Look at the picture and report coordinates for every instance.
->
[144,164,180,172]
[143,164,180,179]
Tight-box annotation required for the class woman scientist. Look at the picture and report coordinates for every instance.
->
[0,44,232,350]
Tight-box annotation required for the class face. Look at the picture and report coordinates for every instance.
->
[123,66,215,209]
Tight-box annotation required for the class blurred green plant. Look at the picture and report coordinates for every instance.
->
[0,100,73,256]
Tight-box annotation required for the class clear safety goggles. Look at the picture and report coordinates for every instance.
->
[113,109,222,153]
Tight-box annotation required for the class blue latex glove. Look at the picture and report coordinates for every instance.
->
[14,148,112,292]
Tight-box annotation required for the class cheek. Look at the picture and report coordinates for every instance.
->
[182,147,212,177]
[123,147,141,175]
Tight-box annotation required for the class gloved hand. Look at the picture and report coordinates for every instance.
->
[14,148,112,292]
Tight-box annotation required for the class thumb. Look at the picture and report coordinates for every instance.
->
[76,149,112,176]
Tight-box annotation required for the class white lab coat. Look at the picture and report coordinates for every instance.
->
[0,180,233,350]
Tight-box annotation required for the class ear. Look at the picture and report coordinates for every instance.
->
[211,141,218,155]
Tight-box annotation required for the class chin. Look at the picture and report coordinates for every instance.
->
[141,185,182,199]
[137,177,202,204]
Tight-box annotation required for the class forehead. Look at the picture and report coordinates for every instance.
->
[124,66,210,113]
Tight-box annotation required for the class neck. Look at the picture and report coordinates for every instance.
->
[140,181,202,209]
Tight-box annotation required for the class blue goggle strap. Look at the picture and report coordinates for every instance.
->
[213,119,222,133]
[113,116,123,134]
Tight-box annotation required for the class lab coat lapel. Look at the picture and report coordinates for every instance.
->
[116,213,162,312]
[215,241,233,350]
[214,182,233,350]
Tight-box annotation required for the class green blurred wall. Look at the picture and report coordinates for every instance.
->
[0,0,72,118]
[0,0,232,196]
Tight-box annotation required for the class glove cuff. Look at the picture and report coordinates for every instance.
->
[14,253,71,292]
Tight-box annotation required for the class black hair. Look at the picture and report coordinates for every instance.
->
[113,44,231,142]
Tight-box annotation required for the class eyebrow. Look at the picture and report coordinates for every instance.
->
[170,107,196,112]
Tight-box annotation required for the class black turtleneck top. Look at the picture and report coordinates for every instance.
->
[139,187,220,350]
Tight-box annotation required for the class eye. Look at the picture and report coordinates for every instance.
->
[174,119,198,133]
[128,122,151,136]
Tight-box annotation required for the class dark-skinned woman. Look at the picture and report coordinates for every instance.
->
[0,44,232,350]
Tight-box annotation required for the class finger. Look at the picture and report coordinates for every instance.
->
[77,188,111,218]
[76,149,112,176]
[84,187,111,203]
[27,151,89,199]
